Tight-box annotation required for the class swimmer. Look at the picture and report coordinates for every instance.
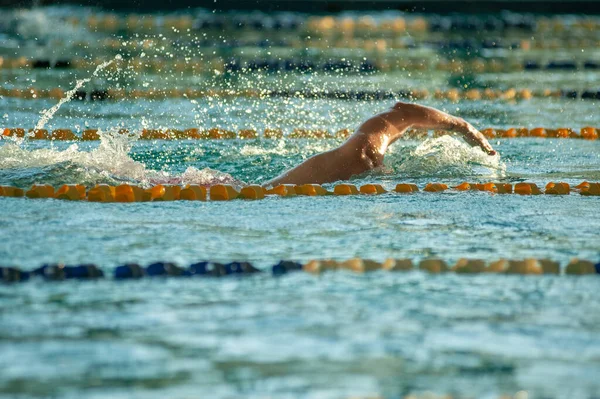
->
[264,101,496,186]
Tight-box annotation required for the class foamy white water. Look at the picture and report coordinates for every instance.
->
[0,130,241,187]
[392,135,506,178]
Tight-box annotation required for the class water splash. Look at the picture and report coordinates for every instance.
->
[0,129,241,188]
[33,55,122,133]
[389,136,506,178]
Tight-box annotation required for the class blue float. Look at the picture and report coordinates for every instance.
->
[146,262,189,276]
[272,260,303,276]
[114,263,145,279]
[64,264,104,279]
[0,266,30,283]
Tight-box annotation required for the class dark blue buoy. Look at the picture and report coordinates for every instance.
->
[561,90,578,99]
[581,91,600,100]
[146,262,187,277]
[224,261,261,275]
[33,264,66,280]
[595,262,600,274]
[272,260,303,276]
[524,61,541,70]
[547,61,577,70]
[114,263,145,279]
[32,60,51,69]
[64,264,104,279]
[359,60,376,73]
[90,89,108,101]
[1,266,29,283]
[189,261,210,275]
[74,90,87,101]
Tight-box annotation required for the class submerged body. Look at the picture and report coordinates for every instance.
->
[264,101,496,187]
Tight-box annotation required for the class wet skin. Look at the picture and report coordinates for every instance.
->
[264,101,496,187]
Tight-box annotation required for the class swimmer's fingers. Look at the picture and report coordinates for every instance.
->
[463,129,496,155]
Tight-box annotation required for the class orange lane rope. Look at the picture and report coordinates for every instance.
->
[1,127,598,140]
[0,181,598,202]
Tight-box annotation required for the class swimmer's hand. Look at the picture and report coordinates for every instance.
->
[454,118,496,156]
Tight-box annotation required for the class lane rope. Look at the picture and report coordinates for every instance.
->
[2,127,599,140]
[3,86,600,102]
[2,56,599,74]
[19,13,599,35]
[0,181,598,202]
[1,257,599,283]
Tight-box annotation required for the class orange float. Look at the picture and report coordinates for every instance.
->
[581,127,598,140]
[29,129,49,139]
[115,184,146,202]
[482,182,498,193]
[82,129,100,140]
[51,129,77,140]
[566,259,596,275]
[545,128,558,138]
[424,183,448,192]
[87,185,116,202]
[210,184,240,201]
[25,184,55,199]
[149,185,180,201]
[266,184,297,197]
[580,182,600,196]
[545,182,570,195]
[556,128,571,138]
[395,183,418,193]
[359,184,386,195]
[180,185,207,201]
[55,184,86,200]
[539,259,560,274]
[505,259,543,274]
[140,129,167,140]
[454,182,471,191]
[238,129,258,139]
[464,89,481,100]
[514,182,542,195]
[529,127,547,138]
[453,258,486,273]
[183,128,202,139]
[3,128,25,137]
[263,128,283,139]
[419,259,448,273]
[333,184,359,195]
[486,259,508,273]
[341,258,381,273]
[240,185,265,200]
[0,186,24,197]
[495,183,513,194]
[501,128,517,138]
[204,128,236,139]
[382,258,413,271]
[296,184,328,196]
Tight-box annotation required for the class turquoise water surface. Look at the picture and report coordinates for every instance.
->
[1,6,600,399]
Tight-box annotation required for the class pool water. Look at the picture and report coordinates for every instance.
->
[1,6,600,399]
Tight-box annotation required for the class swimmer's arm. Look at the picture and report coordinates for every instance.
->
[386,102,496,155]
